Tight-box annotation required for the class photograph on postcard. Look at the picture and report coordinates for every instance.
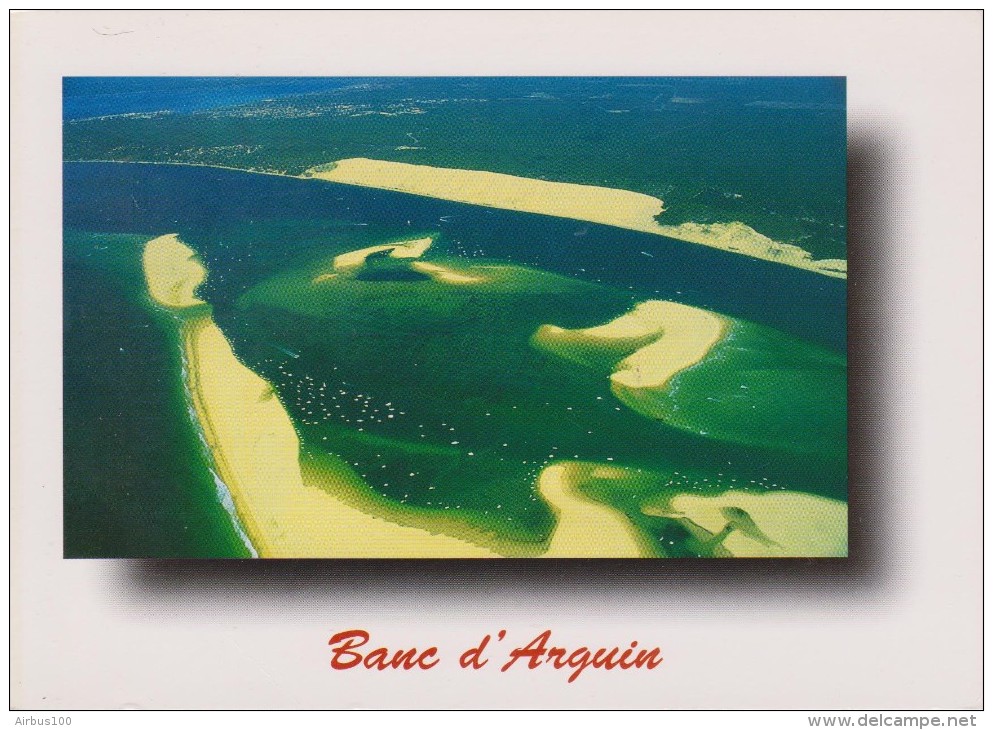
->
[62,76,847,559]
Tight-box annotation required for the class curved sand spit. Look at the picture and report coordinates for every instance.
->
[305,158,846,278]
[331,236,434,271]
[142,233,207,308]
[315,236,488,286]
[534,300,729,419]
[144,234,499,557]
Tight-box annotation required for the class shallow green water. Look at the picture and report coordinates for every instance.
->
[226,244,846,553]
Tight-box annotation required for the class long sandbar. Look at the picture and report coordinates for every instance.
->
[308,158,668,235]
[183,316,499,557]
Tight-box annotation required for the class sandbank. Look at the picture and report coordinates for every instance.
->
[331,236,433,271]
[537,463,648,558]
[182,316,498,557]
[145,235,499,557]
[642,490,847,557]
[142,233,207,308]
[323,237,488,285]
[410,261,485,284]
[609,302,727,403]
[534,300,729,418]
[305,158,846,278]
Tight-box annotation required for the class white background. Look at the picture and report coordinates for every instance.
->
[9,10,983,710]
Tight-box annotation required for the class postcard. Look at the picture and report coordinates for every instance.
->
[62,75,848,559]
[11,10,981,712]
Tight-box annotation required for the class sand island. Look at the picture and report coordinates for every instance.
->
[312,236,487,286]
[331,236,434,271]
[533,300,729,421]
[142,234,207,308]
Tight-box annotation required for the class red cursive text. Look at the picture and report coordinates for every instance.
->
[328,629,440,671]
[501,629,663,683]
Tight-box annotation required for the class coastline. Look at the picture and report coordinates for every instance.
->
[67,157,302,179]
